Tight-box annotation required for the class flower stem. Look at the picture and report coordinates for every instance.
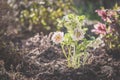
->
[61,44,71,67]
[61,44,68,59]
[67,45,72,67]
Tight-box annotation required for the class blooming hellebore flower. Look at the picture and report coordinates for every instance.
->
[72,28,85,41]
[51,32,64,44]
[92,23,107,35]
[95,10,107,21]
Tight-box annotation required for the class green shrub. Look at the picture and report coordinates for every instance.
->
[8,0,74,34]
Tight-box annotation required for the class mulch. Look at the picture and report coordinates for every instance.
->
[0,34,120,80]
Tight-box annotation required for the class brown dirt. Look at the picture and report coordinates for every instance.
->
[0,33,120,80]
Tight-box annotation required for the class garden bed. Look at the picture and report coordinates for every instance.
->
[0,33,120,80]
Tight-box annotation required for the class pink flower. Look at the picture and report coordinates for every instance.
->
[92,23,107,35]
[52,32,64,44]
[95,10,107,21]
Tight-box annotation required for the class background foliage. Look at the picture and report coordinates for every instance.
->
[8,0,74,35]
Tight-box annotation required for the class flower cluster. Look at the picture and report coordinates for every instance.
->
[52,28,85,44]
[92,8,120,57]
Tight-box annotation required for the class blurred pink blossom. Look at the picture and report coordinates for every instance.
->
[95,10,107,21]
[92,23,107,35]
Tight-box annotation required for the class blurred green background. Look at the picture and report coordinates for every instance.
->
[0,0,120,38]
[75,0,120,20]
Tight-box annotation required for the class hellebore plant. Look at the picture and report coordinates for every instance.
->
[92,8,120,56]
[52,14,91,68]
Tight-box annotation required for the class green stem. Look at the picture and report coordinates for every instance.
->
[67,45,72,59]
[61,44,68,59]
[61,44,72,67]
[67,45,72,67]
[72,44,76,67]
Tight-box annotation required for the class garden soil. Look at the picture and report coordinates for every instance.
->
[0,34,120,80]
